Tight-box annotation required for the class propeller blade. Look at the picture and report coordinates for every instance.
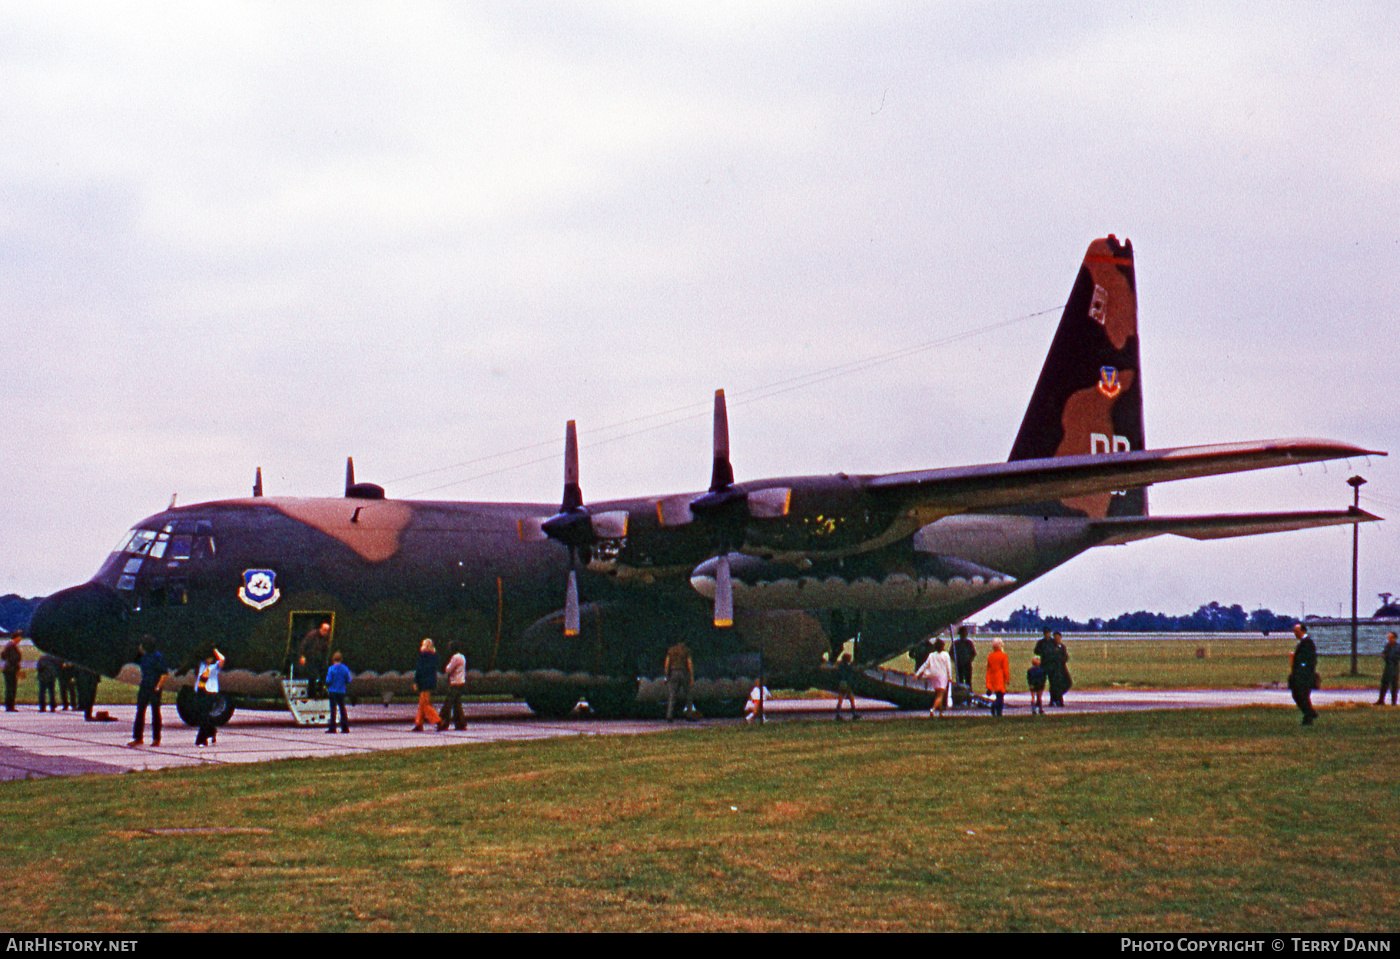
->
[710,389,734,493]
[562,420,583,512]
[564,565,580,637]
[714,551,734,628]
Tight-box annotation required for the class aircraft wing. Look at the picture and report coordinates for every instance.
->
[866,439,1384,516]
[1087,508,1382,545]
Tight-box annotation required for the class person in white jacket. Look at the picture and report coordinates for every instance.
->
[915,638,953,717]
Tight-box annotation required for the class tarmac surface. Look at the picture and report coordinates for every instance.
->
[0,685,1385,781]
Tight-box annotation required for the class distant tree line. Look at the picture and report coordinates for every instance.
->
[0,595,43,634]
[983,602,1297,634]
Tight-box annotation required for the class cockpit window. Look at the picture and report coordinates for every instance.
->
[158,520,216,559]
[120,529,159,556]
[111,521,217,593]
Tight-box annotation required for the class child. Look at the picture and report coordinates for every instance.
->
[834,652,857,721]
[1026,655,1046,715]
[744,682,771,724]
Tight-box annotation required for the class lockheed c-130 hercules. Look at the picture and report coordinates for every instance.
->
[30,236,1386,723]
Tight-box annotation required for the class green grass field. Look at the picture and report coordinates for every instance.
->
[3,706,1398,932]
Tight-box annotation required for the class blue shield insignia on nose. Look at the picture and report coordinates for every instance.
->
[239,569,281,610]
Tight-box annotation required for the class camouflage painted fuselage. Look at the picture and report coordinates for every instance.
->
[30,236,1382,715]
[35,470,1071,708]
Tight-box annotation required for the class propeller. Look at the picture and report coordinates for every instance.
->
[540,422,592,637]
[688,390,750,628]
[523,422,631,637]
[530,396,783,633]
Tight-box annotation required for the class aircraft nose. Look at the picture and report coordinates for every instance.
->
[29,581,129,677]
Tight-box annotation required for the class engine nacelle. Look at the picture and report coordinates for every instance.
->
[690,552,1014,611]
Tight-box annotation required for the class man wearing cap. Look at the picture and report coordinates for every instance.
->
[2,632,22,712]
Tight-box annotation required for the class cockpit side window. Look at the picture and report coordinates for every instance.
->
[195,520,216,557]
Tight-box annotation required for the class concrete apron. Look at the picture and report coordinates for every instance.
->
[0,686,1382,780]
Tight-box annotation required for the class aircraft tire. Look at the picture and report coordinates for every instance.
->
[584,684,637,719]
[206,694,236,726]
[695,698,744,719]
[174,687,236,727]
[176,687,199,726]
[525,689,581,719]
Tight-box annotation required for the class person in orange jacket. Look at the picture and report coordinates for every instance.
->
[985,637,1010,717]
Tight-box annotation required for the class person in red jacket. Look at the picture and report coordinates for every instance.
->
[985,638,1010,717]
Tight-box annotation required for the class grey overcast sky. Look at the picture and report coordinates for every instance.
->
[3,2,1396,621]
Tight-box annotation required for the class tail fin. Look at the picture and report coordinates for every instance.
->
[1007,235,1146,518]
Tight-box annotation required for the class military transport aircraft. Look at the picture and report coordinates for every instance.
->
[30,236,1385,721]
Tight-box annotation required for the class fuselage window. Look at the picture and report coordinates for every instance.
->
[195,520,216,557]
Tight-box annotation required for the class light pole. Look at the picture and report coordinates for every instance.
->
[1348,475,1366,676]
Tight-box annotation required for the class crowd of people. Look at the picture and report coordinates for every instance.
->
[4,624,1398,737]
[905,626,1071,719]
[893,624,1400,725]
[4,629,104,720]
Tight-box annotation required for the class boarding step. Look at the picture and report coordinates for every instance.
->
[281,679,331,727]
[851,667,991,710]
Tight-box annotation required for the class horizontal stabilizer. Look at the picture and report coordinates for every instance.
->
[1089,507,1381,546]
[869,439,1385,517]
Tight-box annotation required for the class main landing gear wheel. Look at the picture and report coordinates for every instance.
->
[525,688,582,719]
[175,687,236,727]
[583,684,637,719]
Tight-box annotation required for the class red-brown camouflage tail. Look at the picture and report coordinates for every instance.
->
[1007,235,1146,518]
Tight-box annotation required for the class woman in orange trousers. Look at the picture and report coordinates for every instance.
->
[413,638,442,731]
[985,638,1010,717]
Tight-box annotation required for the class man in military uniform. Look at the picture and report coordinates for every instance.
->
[951,625,977,689]
[75,665,101,721]
[299,621,332,697]
[2,632,22,712]
[664,641,694,722]
[1288,623,1319,725]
